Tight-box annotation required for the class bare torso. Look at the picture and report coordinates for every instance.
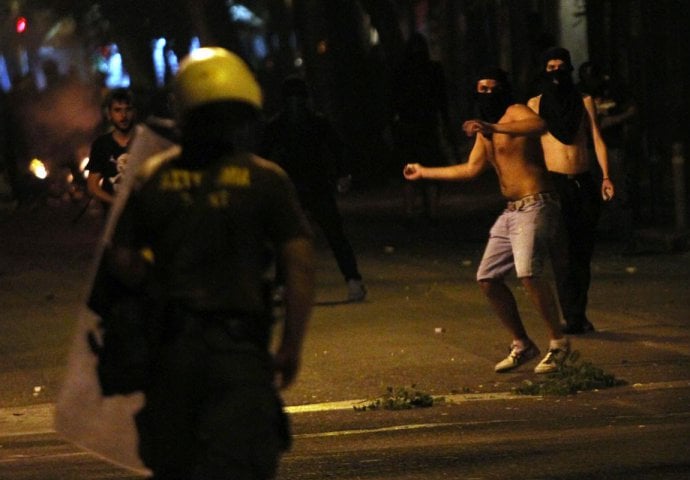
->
[527,94,591,174]
[480,104,552,200]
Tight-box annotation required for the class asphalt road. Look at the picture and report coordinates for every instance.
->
[1,181,689,478]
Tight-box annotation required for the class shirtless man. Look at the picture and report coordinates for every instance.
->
[528,47,614,335]
[404,67,569,374]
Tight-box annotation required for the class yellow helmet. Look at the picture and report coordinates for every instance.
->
[173,47,262,112]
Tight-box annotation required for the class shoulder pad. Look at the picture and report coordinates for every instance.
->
[133,145,182,190]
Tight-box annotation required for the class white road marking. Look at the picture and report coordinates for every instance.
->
[1,381,688,437]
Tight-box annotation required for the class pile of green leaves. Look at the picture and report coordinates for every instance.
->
[354,385,436,411]
[514,350,627,396]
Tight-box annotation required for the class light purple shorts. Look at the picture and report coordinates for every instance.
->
[476,197,561,281]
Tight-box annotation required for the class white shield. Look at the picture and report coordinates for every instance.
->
[54,122,178,474]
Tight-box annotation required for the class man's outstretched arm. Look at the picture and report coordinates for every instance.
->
[404,134,489,182]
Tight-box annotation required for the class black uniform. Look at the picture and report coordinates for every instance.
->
[111,149,311,479]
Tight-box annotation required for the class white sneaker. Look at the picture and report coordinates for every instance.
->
[494,342,540,373]
[347,279,367,302]
[534,343,570,374]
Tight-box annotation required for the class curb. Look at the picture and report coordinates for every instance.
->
[3,380,689,438]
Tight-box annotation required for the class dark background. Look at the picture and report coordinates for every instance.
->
[1,0,688,226]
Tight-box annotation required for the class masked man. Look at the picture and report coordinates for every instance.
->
[528,47,614,335]
[404,68,569,374]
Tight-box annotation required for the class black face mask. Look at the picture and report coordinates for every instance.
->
[477,91,511,124]
[539,67,583,145]
[543,69,574,91]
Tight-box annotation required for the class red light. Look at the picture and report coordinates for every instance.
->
[16,17,27,34]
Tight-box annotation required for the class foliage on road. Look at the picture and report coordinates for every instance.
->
[513,351,627,396]
[353,385,436,411]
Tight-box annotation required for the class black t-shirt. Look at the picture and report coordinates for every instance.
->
[259,110,344,194]
[114,150,311,317]
[87,133,129,195]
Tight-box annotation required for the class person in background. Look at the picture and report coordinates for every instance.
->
[391,32,455,226]
[404,67,569,375]
[86,88,136,210]
[578,61,639,251]
[528,48,615,335]
[259,76,366,303]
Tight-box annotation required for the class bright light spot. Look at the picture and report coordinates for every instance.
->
[80,157,90,178]
[153,38,167,87]
[0,55,11,92]
[16,16,27,34]
[229,4,263,26]
[167,50,179,75]
[189,48,216,62]
[105,44,130,88]
[29,158,48,179]
[230,4,253,22]
[189,37,201,54]
[294,57,303,68]
[369,27,380,46]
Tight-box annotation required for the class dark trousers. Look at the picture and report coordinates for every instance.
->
[278,189,361,283]
[136,311,289,479]
[550,171,601,326]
